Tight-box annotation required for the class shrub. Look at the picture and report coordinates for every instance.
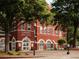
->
[58,39,66,46]
[8,51,20,55]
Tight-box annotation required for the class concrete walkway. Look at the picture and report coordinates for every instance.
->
[0,50,79,59]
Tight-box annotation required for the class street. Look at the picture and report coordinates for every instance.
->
[0,50,79,59]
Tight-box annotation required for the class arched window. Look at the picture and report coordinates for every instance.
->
[23,39,30,50]
[12,38,16,50]
[21,21,25,30]
[40,41,44,47]
[27,22,31,31]
[46,41,51,48]
[44,27,47,34]
[40,26,43,33]
[39,40,44,50]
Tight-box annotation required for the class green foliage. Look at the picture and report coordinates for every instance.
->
[68,39,73,45]
[51,0,79,28]
[17,0,52,20]
[58,39,66,45]
[0,0,54,52]
[51,0,79,47]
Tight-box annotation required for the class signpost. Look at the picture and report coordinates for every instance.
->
[67,44,70,55]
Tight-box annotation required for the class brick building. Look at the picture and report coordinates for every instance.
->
[0,1,66,51]
[0,17,66,51]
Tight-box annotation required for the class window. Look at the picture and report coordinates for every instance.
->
[40,41,44,47]
[27,22,31,31]
[21,21,24,30]
[40,26,43,33]
[23,39,30,50]
[12,39,16,50]
[44,27,47,34]
[46,41,51,48]
[0,39,5,51]
[59,31,62,36]
[39,40,44,49]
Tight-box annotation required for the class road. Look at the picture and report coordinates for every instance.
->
[0,50,79,59]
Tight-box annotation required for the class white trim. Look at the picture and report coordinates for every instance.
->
[12,37,16,41]
[52,40,58,44]
[16,41,22,42]
[46,39,53,44]
[38,39,45,43]
[22,36,31,51]
[11,37,16,50]
[0,37,5,39]
[22,36,31,42]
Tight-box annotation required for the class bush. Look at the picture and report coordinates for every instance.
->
[8,51,20,55]
[58,39,66,46]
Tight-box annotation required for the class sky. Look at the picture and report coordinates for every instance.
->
[46,0,55,5]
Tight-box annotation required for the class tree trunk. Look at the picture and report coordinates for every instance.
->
[66,28,69,44]
[5,24,9,52]
[5,32,9,52]
[73,23,78,48]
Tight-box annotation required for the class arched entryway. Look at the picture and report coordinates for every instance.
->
[39,40,44,50]
[22,37,31,51]
[46,40,54,50]
[38,39,45,50]
[46,41,51,49]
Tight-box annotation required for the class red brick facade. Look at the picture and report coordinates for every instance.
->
[6,18,65,51]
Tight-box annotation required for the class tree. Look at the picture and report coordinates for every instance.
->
[51,0,79,48]
[58,39,66,49]
[0,0,53,52]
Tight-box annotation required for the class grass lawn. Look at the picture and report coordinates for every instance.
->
[0,51,31,57]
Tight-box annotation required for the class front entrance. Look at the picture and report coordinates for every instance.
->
[22,37,31,51]
[39,40,44,50]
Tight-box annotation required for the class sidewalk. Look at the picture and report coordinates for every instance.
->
[0,50,79,59]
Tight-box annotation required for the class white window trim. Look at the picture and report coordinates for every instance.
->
[38,39,45,43]
[22,36,31,51]
[11,37,16,50]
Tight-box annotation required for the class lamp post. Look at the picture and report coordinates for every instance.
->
[33,22,36,56]
[67,44,70,55]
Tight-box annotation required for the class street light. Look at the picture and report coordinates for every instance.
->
[33,23,36,56]
[67,44,70,55]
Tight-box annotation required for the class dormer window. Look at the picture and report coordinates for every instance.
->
[44,27,47,34]
[21,21,25,30]
[27,22,31,31]
[40,26,43,34]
